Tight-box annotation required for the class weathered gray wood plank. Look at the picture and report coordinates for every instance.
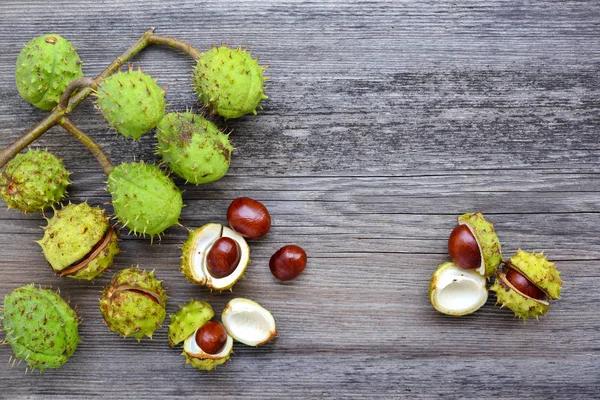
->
[0,1,599,399]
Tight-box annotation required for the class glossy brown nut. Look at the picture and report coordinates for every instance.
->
[206,237,241,278]
[195,321,228,355]
[505,268,546,300]
[227,197,271,239]
[448,224,481,270]
[269,245,307,281]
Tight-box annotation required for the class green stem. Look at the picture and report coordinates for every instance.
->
[149,33,202,60]
[59,118,114,176]
[57,77,96,110]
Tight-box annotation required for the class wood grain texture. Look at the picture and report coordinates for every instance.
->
[0,1,599,399]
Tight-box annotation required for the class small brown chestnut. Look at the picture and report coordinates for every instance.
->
[269,245,307,281]
[505,268,546,300]
[206,237,241,278]
[448,224,481,270]
[227,197,271,239]
[195,321,228,355]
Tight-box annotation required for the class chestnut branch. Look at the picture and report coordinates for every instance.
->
[0,29,202,169]
[59,118,114,176]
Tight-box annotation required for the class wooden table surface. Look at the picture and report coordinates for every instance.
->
[0,1,599,399]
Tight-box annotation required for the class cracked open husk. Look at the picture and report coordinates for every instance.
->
[180,223,250,291]
[429,261,488,316]
[221,298,277,346]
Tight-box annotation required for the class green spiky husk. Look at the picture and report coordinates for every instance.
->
[107,162,182,237]
[15,34,83,110]
[180,229,197,284]
[193,46,267,119]
[156,112,233,184]
[1,284,79,371]
[490,276,550,320]
[184,352,230,371]
[95,69,165,139]
[458,212,502,277]
[37,202,119,280]
[99,267,167,340]
[506,249,562,299]
[0,149,70,213]
[168,300,214,347]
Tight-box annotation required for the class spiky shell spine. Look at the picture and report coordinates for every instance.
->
[0,149,70,213]
[37,202,119,280]
[155,112,233,184]
[193,46,267,119]
[490,250,562,320]
[1,284,79,371]
[15,34,84,110]
[168,300,231,371]
[95,69,165,139]
[99,267,167,340]
[107,162,183,237]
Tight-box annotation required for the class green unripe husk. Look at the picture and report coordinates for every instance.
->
[491,250,562,320]
[457,212,503,278]
[1,284,80,371]
[99,267,167,341]
[107,161,182,238]
[156,112,233,184]
[15,34,84,110]
[0,149,70,213]
[95,69,165,139]
[193,46,267,119]
[37,202,119,280]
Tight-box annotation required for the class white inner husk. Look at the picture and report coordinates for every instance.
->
[183,329,233,360]
[221,298,276,346]
[190,223,249,290]
[433,265,487,315]
[458,221,485,276]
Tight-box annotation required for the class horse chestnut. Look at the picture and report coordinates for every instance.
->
[206,237,241,278]
[448,224,481,270]
[505,268,546,300]
[227,197,271,239]
[195,321,228,355]
[269,245,307,281]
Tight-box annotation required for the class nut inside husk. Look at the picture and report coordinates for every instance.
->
[456,212,502,278]
[181,223,250,291]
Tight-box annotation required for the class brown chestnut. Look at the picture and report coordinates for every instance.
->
[227,197,271,239]
[505,268,546,300]
[195,321,228,355]
[269,245,307,281]
[206,237,241,278]
[125,289,159,304]
[448,224,481,270]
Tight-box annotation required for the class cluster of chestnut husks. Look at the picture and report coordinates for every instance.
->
[269,245,307,281]
[227,197,271,239]
[448,224,481,270]
[196,321,228,355]
[206,237,242,279]
[430,212,563,321]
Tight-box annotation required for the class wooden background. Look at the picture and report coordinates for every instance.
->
[0,1,599,399]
